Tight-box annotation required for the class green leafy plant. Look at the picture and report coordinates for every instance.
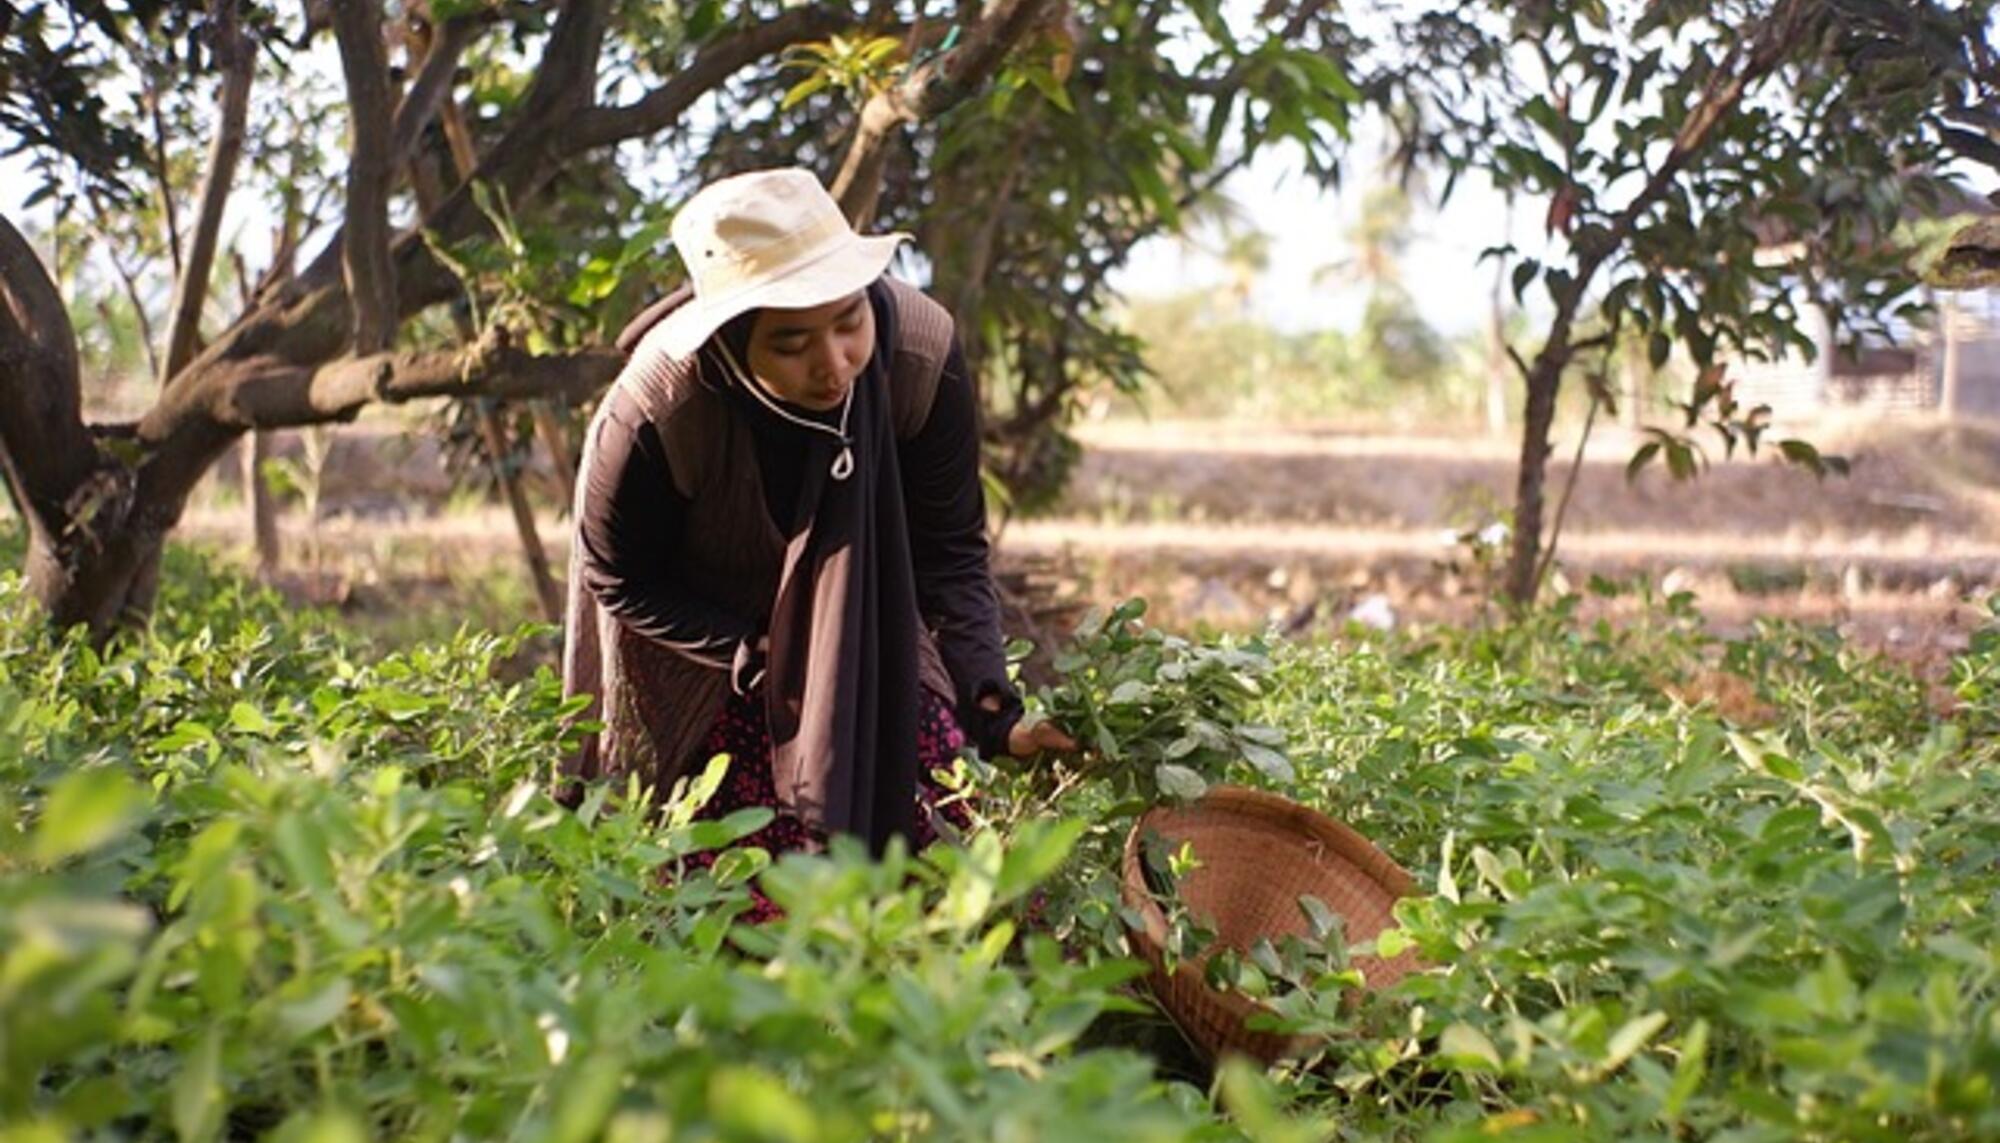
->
[6,533,1998,1141]
[1026,598,1296,806]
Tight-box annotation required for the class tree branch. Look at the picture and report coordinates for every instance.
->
[179,338,623,431]
[564,5,851,154]
[832,0,1054,223]
[0,212,121,607]
[0,213,98,500]
[390,11,482,169]
[144,67,185,280]
[80,187,165,380]
[515,0,611,128]
[159,0,254,385]
[333,0,400,355]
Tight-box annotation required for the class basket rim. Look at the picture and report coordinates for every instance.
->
[1117,785,1420,1060]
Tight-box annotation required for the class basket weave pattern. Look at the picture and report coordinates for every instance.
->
[1120,786,1423,1064]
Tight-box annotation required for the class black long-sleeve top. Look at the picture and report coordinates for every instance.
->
[576,342,1024,758]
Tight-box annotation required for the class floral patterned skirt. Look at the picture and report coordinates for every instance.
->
[675,687,978,923]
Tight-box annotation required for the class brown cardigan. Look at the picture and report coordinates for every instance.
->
[560,279,977,798]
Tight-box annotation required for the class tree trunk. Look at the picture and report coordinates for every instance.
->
[332,0,400,354]
[1485,261,1509,437]
[1938,293,1963,419]
[531,402,577,508]
[32,526,172,636]
[1504,362,1562,604]
[476,403,564,622]
[245,429,281,577]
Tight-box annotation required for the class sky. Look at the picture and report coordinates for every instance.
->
[1108,135,1522,337]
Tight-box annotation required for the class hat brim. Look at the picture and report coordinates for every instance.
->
[648,232,909,359]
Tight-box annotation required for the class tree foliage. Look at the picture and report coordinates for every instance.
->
[1370,0,1998,601]
[0,0,1364,633]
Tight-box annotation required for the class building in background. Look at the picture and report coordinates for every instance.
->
[1734,292,2000,422]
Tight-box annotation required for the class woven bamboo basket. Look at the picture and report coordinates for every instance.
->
[1119,785,1423,1065]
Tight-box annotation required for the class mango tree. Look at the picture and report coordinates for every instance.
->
[1371,0,1997,603]
[2,0,1366,634]
[0,0,1069,637]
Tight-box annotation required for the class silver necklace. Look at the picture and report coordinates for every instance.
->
[709,339,857,481]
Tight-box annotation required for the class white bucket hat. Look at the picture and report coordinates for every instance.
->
[650,167,909,359]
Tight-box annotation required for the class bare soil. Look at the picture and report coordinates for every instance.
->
[167,412,2000,668]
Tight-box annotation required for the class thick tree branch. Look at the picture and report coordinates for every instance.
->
[172,339,623,432]
[138,0,745,541]
[0,214,100,516]
[159,0,254,385]
[564,5,851,153]
[0,212,128,619]
[333,0,400,354]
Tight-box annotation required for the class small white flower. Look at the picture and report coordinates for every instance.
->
[1477,522,1511,548]
[1348,594,1397,632]
[539,1013,570,1064]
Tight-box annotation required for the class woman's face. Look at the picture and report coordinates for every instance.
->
[746,292,875,411]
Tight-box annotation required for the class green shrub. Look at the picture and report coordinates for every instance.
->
[5,537,1997,1142]
[0,559,1211,1141]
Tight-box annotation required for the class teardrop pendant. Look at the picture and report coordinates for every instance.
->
[830,447,855,481]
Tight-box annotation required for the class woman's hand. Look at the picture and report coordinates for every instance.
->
[985,691,1076,758]
[976,693,1074,759]
[1006,717,1077,758]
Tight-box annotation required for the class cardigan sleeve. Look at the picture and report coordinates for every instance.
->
[900,342,1024,758]
[576,387,758,670]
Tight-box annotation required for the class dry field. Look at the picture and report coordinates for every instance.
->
[159,412,2000,666]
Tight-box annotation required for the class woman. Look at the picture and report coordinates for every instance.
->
[561,168,1072,882]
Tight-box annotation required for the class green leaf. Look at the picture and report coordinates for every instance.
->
[172,1029,224,1142]
[269,1108,368,1143]
[33,768,148,866]
[1512,258,1540,304]
[1437,1022,1503,1072]
[998,818,1086,904]
[1626,441,1661,481]
[272,813,335,893]
[362,687,431,722]
[1107,679,1151,705]
[1664,1018,1709,1120]
[1298,894,1340,941]
[1665,439,1698,481]
[1600,1011,1669,1075]
[1239,741,1295,783]
[1024,64,1074,113]
[1155,763,1207,801]
[780,73,830,111]
[710,1067,818,1143]
[275,978,351,1042]
[227,701,277,737]
[1374,927,1415,959]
